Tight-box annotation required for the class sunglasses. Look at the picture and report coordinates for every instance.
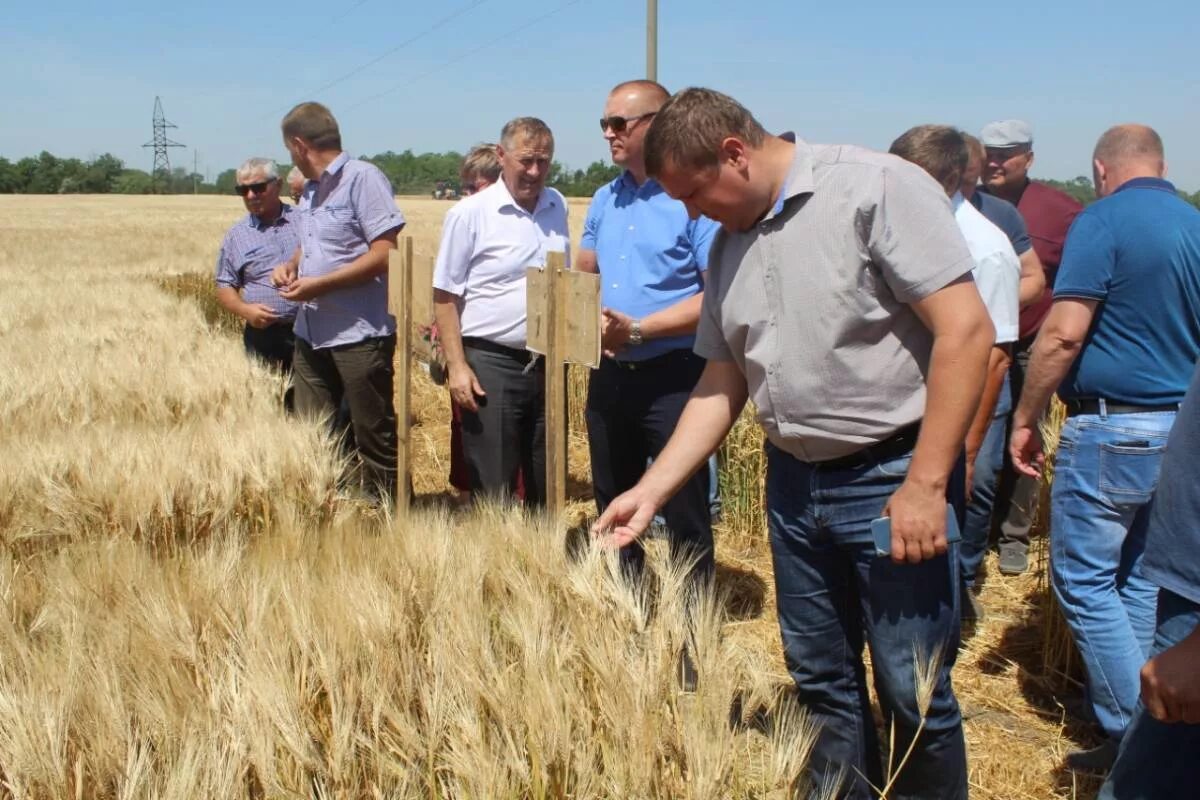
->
[599,111,656,133]
[235,179,277,196]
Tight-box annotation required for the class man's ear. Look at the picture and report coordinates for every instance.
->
[719,136,748,169]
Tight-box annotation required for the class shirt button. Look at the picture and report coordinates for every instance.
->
[628,225,635,231]
[611,283,619,289]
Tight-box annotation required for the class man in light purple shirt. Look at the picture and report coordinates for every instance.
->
[272,102,406,502]
[215,157,300,378]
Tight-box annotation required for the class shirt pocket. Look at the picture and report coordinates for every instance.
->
[314,205,357,242]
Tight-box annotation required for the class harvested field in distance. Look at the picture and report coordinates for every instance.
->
[0,195,1102,798]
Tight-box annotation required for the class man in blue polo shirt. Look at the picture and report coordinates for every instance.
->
[1011,124,1200,772]
[577,80,719,664]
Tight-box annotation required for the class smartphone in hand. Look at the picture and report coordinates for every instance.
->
[871,505,961,558]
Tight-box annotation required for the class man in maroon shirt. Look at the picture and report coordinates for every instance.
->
[979,120,1082,575]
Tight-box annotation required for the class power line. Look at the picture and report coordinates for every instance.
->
[268,0,490,117]
[331,0,372,25]
[344,0,587,112]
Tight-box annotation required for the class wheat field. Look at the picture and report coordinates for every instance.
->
[0,195,1100,799]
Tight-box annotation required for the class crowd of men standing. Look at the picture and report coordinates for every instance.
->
[213,90,1200,799]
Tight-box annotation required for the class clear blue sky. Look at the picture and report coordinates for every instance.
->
[3,0,1198,189]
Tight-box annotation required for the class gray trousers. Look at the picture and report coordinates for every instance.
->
[293,335,397,499]
[993,336,1039,548]
[460,340,546,507]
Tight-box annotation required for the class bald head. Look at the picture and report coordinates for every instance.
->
[608,79,669,109]
[1092,124,1166,197]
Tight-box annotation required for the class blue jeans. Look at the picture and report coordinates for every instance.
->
[1050,410,1174,741]
[1098,589,1200,800]
[960,373,1012,588]
[766,443,966,800]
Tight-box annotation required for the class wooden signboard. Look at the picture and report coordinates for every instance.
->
[527,253,601,517]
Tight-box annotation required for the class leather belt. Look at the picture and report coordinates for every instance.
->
[815,423,921,471]
[1063,398,1178,417]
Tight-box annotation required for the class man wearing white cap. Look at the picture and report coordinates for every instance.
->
[978,119,1082,576]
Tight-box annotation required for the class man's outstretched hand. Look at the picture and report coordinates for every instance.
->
[590,485,662,549]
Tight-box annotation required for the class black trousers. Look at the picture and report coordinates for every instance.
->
[460,340,546,507]
[293,335,397,499]
[243,321,295,373]
[586,349,713,590]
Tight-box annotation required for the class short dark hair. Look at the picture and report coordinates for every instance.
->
[644,87,767,177]
[281,102,342,151]
[888,125,968,195]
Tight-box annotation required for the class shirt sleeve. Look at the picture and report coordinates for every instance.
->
[431,205,475,296]
[868,165,975,304]
[692,236,736,362]
[351,166,406,242]
[579,187,605,251]
[214,235,241,289]
[1052,210,1115,301]
[688,215,720,271]
[1000,203,1033,255]
[976,248,1021,344]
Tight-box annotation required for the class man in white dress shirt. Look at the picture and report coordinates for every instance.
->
[431,117,570,506]
[890,124,1020,618]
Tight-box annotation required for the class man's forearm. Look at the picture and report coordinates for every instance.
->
[215,286,250,320]
[641,293,704,339]
[1017,249,1046,308]
[639,360,748,505]
[1013,327,1080,426]
[433,290,468,368]
[965,345,1012,462]
[311,235,398,294]
[908,326,992,490]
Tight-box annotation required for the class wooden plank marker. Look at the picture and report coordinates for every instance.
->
[387,237,414,513]
[527,252,601,518]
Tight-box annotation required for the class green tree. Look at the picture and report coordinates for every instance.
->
[112,170,155,194]
[0,157,18,192]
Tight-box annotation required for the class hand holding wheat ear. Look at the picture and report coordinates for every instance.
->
[591,486,661,548]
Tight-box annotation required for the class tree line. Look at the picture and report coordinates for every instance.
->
[4,149,1198,207]
[0,150,623,199]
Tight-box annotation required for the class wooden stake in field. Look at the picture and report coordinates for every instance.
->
[387,236,435,512]
[526,251,600,518]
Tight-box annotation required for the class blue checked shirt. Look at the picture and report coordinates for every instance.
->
[580,172,718,360]
[214,204,301,321]
[296,153,406,349]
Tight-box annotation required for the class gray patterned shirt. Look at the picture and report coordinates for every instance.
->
[296,153,406,348]
[214,204,300,321]
[695,136,975,462]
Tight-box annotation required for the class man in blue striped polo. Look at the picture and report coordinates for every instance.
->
[215,157,299,377]
[577,81,719,601]
[272,102,406,503]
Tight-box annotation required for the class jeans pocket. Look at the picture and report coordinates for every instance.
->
[1099,441,1166,505]
[874,451,913,478]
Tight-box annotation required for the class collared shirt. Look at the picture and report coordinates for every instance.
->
[952,192,1020,345]
[432,179,570,349]
[968,190,1032,256]
[982,180,1081,338]
[295,152,406,349]
[581,172,718,360]
[694,135,975,462]
[1054,176,1200,405]
[214,203,300,321]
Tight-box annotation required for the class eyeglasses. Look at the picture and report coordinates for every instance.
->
[599,112,656,133]
[235,179,277,196]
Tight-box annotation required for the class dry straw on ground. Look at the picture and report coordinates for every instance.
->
[0,195,1101,799]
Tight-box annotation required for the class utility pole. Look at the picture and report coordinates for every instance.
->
[193,150,198,195]
[646,0,657,81]
[142,97,185,194]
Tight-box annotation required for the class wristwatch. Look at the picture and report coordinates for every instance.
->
[629,320,644,347]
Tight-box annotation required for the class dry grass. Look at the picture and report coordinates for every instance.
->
[0,195,1102,799]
